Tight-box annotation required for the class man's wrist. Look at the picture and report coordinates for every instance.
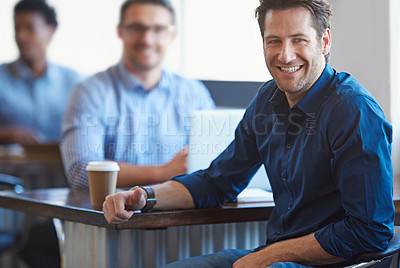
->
[154,165,166,182]
[129,186,156,212]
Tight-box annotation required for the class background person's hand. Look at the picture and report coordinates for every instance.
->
[161,146,188,178]
[103,188,146,224]
[0,126,40,145]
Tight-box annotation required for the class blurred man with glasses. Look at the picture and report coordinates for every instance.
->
[61,0,215,189]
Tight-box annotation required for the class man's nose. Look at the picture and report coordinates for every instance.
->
[137,28,157,43]
[277,42,296,64]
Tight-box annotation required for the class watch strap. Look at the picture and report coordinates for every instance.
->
[130,186,156,212]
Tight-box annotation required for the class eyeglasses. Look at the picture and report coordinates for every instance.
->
[120,23,175,38]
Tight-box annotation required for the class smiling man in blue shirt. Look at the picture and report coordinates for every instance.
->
[61,0,215,189]
[102,0,394,267]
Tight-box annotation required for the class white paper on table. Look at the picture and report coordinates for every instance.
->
[236,188,274,203]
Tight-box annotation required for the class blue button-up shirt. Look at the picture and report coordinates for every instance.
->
[174,64,394,260]
[0,59,83,142]
[61,61,215,189]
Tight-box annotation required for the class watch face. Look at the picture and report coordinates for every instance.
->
[129,186,140,192]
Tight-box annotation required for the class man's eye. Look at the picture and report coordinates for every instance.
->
[153,26,167,33]
[294,38,306,43]
[267,40,280,45]
[129,24,145,32]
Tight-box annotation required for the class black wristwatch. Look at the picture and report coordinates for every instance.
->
[129,186,156,212]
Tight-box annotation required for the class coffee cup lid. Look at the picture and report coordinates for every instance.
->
[86,161,120,172]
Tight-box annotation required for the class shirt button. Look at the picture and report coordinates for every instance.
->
[281,174,287,180]
[286,143,291,149]
[275,231,281,235]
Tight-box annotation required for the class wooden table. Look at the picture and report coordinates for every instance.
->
[0,145,68,267]
[0,144,66,189]
[0,186,399,268]
[0,144,62,164]
[0,188,273,268]
[0,187,275,229]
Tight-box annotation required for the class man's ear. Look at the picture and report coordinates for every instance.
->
[321,28,331,56]
[46,25,56,44]
[117,24,123,39]
[168,27,178,44]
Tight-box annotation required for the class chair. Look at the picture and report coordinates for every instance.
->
[0,173,24,253]
[345,226,400,267]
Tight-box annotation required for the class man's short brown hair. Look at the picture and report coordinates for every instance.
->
[256,0,332,62]
[119,0,175,25]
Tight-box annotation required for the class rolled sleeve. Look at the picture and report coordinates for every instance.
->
[315,95,394,259]
[60,81,108,189]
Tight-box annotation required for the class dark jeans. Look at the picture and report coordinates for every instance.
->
[163,248,314,268]
[18,219,60,268]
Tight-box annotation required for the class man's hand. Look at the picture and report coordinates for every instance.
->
[103,188,146,224]
[161,146,188,178]
[0,126,39,145]
[233,233,344,267]
[116,147,188,187]
[233,248,279,268]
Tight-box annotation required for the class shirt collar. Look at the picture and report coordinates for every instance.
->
[117,60,168,92]
[293,63,335,117]
[268,85,287,106]
[268,63,336,117]
[11,58,54,82]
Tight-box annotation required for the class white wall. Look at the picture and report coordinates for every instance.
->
[329,0,391,118]
[332,0,400,177]
[329,0,400,177]
[178,0,267,81]
[0,0,266,80]
[331,0,400,176]
[0,1,19,63]
[390,0,400,178]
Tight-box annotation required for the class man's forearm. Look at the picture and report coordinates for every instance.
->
[152,180,195,210]
[264,233,344,265]
[117,162,166,187]
[234,232,344,267]
[117,147,187,187]
[0,126,38,144]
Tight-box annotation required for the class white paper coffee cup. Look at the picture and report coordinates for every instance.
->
[86,161,120,210]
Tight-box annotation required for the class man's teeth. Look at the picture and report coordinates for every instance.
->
[280,66,300,73]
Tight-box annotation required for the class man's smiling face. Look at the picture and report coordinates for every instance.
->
[263,7,330,97]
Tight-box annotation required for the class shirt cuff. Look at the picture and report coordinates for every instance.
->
[172,170,222,208]
[314,218,393,260]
